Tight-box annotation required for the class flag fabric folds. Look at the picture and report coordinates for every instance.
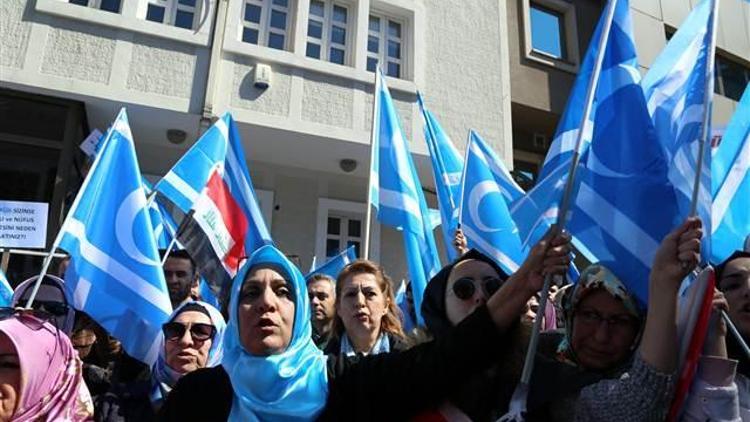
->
[711,83,750,262]
[369,70,441,324]
[567,0,680,305]
[306,246,357,281]
[459,131,525,274]
[418,94,464,261]
[641,0,717,259]
[59,109,172,366]
[143,178,177,250]
[156,114,272,299]
[0,269,12,307]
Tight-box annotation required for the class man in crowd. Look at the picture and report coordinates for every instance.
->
[307,274,337,350]
[162,249,200,309]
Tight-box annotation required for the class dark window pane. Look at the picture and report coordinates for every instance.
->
[348,219,361,237]
[146,4,166,23]
[718,57,750,101]
[310,0,324,17]
[69,0,88,5]
[270,10,287,29]
[388,20,401,38]
[244,4,261,23]
[331,25,346,45]
[268,32,285,49]
[175,10,194,29]
[367,57,378,72]
[369,15,380,31]
[368,35,379,53]
[327,217,340,235]
[306,42,321,59]
[530,4,564,59]
[326,239,340,258]
[347,241,361,258]
[308,20,322,38]
[333,5,347,23]
[99,0,121,13]
[330,47,345,64]
[387,61,400,77]
[178,0,196,6]
[242,27,259,44]
[273,0,288,6]
[387,40,400,59]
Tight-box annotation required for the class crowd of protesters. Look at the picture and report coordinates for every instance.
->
[0,217,748,421]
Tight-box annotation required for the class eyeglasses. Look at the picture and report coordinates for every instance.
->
[451,277,503,301]
[575,309,638,330]
[31,300,69,317]
[162,322,216,342]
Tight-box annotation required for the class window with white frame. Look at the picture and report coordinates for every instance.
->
[325,214,362,258]
[241,0,292,51]
[144,0,201,29]
[306,1,351,66]
[521,0,580,73]
[315,198,379,263]
[68,0,121,13]
[366,13,404,78]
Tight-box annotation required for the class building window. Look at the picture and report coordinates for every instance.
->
[325,215,362,258]
[529,3,565,59]
[242,0,292,51]
[715,55,750,102]
[144,0,200,29]
[367,14,404,78]
[68,0,121,13]
[306,1,350,65]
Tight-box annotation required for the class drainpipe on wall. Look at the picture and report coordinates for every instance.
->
[200,0,230,134]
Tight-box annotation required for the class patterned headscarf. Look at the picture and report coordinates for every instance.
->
[222,245,328,421]
[12,275,76,335]
[151,300,227,405]
[557,264,644,365]
[1,314,93,421]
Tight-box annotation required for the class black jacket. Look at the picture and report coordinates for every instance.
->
[159,305,506,421]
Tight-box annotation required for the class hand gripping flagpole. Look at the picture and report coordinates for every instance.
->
[498,1,619,420]
[363,69,382,261]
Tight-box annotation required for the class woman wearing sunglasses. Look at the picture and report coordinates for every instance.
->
[0,309,93,421]
[160,229,571,421]
[151,301,226,410]
[11,274,76,335]
[325,260,407,356]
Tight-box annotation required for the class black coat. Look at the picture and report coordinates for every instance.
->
[159,305,506,421]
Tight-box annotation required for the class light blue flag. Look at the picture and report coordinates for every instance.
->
[459,131,526,274]
[567,0,681,305]
[306,245,357,281]
[395,280,416,332]
[142,178,173,249]
[712,83,750,262]
[0,269,12,307]
[198,277,221,309]
[641,0,716,259]
[370,70,441,324]
[417,93,464,261]
[59,109,172,366]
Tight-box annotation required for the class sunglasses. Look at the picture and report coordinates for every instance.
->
[32,301,69,317]
[162,322,216,342]
[451,277,503,300]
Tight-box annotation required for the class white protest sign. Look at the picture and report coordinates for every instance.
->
[0,200,49,248]
[79,129,103,158]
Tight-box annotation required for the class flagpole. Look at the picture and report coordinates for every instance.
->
[363,69,382,261]
[501,2,618,419]
[417,92,456,211]
[456,130,473,228]
[160,210,193,267]
[24,112,120,309]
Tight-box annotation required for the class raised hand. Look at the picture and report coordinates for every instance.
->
[650,217,703,292]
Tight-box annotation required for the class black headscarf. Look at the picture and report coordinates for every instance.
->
[715,250,750,377]
[421,249,508,338]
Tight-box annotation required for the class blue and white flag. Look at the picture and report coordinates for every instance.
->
[0,269,12,307]
[369,70,441,324]
[59,109,172,366]
[712,83,750,262]
[142,178,177,250]
[642,0,716,258]
[418,93,464,260]
[395,280,416,332]
[306,245,357,281]
[459,131,525,274]
[567,0,680,305]
[198,277,221,309]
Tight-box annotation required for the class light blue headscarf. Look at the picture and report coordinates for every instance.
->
[151,300,227,405]
[222,245,329,421]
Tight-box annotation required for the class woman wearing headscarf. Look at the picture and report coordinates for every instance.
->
[161,229,572,421]
[0,310,94,421]
[11,274,76,335]
[523,217,703,421]
[326,260,407,356]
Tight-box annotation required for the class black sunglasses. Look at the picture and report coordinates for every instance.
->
[162,322,216,342]
[31,301,69,317]
[451,277,503,300]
